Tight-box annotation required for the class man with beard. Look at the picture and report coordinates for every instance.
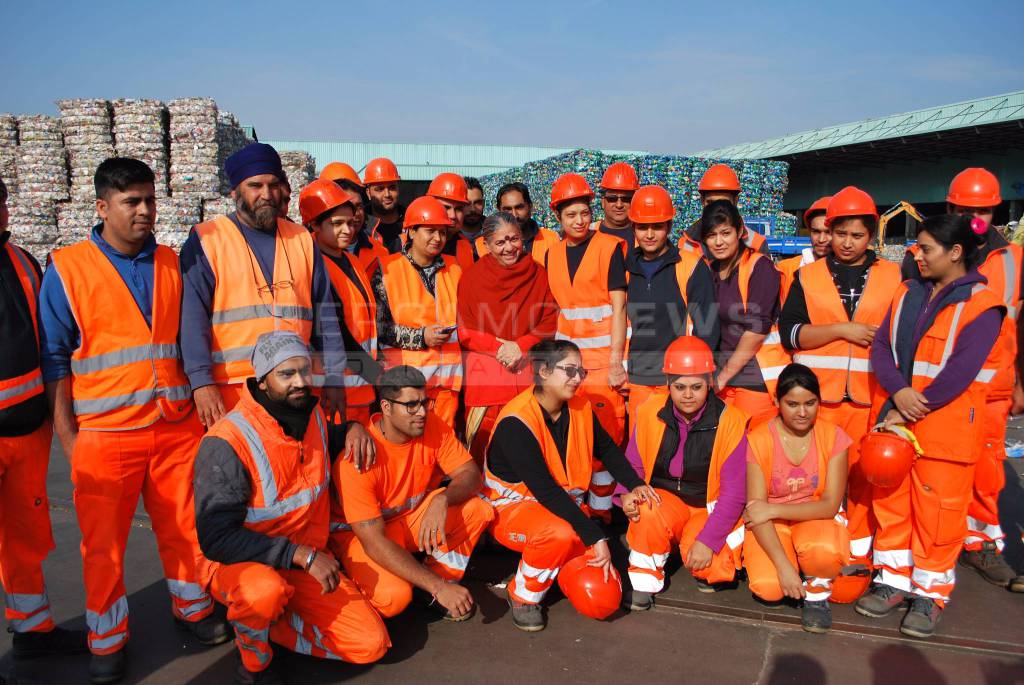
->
[180,143,346,429]
[463,177,485,240]
[363,157,405,253]
[495,182,561,265]
[195,331,388,684]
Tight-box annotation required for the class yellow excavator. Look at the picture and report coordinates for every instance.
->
[876,200,924,249]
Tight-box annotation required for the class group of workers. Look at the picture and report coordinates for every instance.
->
[0,138,1020,684]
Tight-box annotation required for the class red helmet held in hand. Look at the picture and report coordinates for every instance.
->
[557,553,622,620]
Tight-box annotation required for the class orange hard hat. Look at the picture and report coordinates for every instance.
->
[829,573,872,604]
[557,553,622,620]
[549,173,595,212]
[319,161,363,187]
[363,157,400,185]
[698,164,740,193]
[427,172,469,205]
[663,336,715,376]
[825,186,878,228]
[858,429,916,488]
[947,167,1001,208]
[628,185,676,224]
[803,195,833,227]
[600,162,640,192]
[403,195,453,230]
[298,179,354,226]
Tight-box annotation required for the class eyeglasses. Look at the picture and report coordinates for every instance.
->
[384,397,435,414]
[554,364,588,380]
[603,194,633,205]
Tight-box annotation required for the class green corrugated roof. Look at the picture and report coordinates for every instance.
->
[695,90,1024,160]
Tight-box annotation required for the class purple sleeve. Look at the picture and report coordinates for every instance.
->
[612,426,646,504]
[745,259,780,335]
[921,308,1003,410]
[179,231,217,390]
[869,308,909,396]
[695,437,749,553]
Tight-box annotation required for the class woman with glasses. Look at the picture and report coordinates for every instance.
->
[456,212,559,467]
[483,339,659,632]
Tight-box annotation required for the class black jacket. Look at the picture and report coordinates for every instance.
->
[648,394,730,507]
[0,233,47,436]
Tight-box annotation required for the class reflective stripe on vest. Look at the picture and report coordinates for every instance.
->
[0,243,43,410]
[318,252,378,403]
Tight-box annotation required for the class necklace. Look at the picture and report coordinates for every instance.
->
[776,419,811,464]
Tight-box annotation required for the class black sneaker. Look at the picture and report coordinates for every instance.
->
[507,596,545,632]
[694,578,716,594]
[801,599,832,633]
[623,589,654,611]
[900,596,941,638]
[234,660,283,685]
[855,584,908,618]
[89,650,125,684]
[176,615,232,646]
[11,626,88,659]
[959,543,1016,587]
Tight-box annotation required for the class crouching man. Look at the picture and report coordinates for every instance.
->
[194,332,388,685]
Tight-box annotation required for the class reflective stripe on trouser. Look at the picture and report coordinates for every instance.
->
[329,492,494,618]
[965,397,1010,551]
[211,562,389,672]
[588,462,615,517]
[626,489,740,593]
[742,519,850,602]
[489,500,587,605]
[870,456,974,606]
[70,414,214,654]
[717,387,776,428]
[0,422,56,633]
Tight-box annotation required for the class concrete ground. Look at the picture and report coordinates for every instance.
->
[2,429,1023,685]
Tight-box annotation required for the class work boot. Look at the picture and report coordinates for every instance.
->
[176,615,233,646]
[900,597,941,638]
[89,649,125,684]
[959,543,1016,587]
[507,597,545,632]
[11,626,88,659]
[801,600,832,634]
[694,578,716,594]
[623,589,654,611]
[1009,575,1024,593]
[855,583,908,618]
[234,661,283,685]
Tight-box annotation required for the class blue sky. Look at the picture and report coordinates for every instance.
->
[2,1,1020,154]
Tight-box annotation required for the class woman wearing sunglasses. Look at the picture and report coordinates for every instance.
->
[483,340,659,632]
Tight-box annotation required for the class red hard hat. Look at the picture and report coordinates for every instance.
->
[628,185,676,224]
[298,179,354,226]
[600,162,640,191]
[557,553,622,620]
[947,167,1001,208]
[663,336,715,376]
[825,186,878,228]
[803,195,833,227]
[829,573,872,604]
[858,430,916,488]
[698,164,740,193]
[363,157,401,185]
[403,196,453,230]
[427,172,469,205]
[319,162,363,187]
[549,173,595,211]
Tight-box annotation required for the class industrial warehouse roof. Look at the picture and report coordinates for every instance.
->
[695,90,1024,161]
[259,139,646,181]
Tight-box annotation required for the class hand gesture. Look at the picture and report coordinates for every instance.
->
[343,422,376,472]
[893,387,929,422]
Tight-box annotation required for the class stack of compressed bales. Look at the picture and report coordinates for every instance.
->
[9,199,58,263]
[154,197,202,250]
[168,97,220,199]
[216,110,250,195]
[279,151,316,221]
[0,115,17,194]
[113,98,169,197]
[56,99,114,202]
[10,115,67,262]
[202,196,235,222]
[55,201,99,247]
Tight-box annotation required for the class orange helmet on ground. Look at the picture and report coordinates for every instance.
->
[363,157,400,185]
[663,336,715,376]
[825,186,878,228]
[319,162,363,187]
[858,428,917,488]
[829,572,872,604]
[549,173,595,212]
[600,162,640,192]
[628,185,676,224]
[403,196,453,230]
[698,164,740,193]
[427,172,469,205]
[803,195,833,227]
[947,167,1001,208]
[299,179,355,226]
[557,553,622,620]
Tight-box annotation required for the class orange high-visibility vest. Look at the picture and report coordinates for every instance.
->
[320,252,377,406]
[354,234,389,274]
[776,253,807,304]
[589,221,629,256]
[680,226,767,256]
[0,242,43,411]
[476,226,561,266]
[50,240,193,430]
[735,250,791,395]
[547,232,625,371]
[624,250,704,365]
[207,384,329,548]
[977,244,1023,397]
[378,253,463,392]
[195,215,315,385]
[792,257,901,405]
[483,387,594,508]
[747,418,839,501]
[873,281,1003,464]
[451,236,477,272]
